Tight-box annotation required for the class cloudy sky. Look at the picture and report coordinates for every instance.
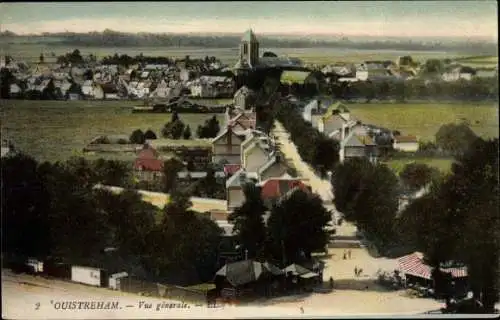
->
[1,1,497,40]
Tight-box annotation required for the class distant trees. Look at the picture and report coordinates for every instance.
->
[197,115,221,139]
[337,77,498,102]
[0,67,14,99]
[435,122,478,156]
[144,129,157,140]
[162,112,186,140]
[56,49,84,66]
[182,125,192,140]
[129,129,146,144]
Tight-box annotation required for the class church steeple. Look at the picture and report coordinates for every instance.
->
[239,29,259,68]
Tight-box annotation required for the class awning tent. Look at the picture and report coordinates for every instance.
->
[398,252,468,280]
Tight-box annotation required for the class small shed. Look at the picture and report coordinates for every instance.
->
[109,272,129,290]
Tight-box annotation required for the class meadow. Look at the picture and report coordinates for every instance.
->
[3,43,470,66]
[0,99,225,162]
[347,102,499,141]
[383,157,455,175]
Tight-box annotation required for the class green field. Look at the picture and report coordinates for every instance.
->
[454,55,498,69]
[384,157,455,174]
[2,42,475,66]
[346,102,499,141]
[1,100,225,162]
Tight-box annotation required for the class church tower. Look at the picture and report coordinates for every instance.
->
[239,29,259,68]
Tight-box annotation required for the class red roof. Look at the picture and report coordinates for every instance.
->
[134,159,163,172]
[224,164,241,175]
[260,178,309,200]
[137,146,159,160]
[398,252,467,280]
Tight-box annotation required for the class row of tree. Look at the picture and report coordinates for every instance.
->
[228,183,331,266]
[275,98,340,176]
[1,154,224,285]
[334,77,498,102]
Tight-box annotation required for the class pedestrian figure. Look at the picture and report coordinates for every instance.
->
[329,277,334,289]
[354,266,358,277]
[300,306,304,314]
[359,268,363,277]
[343,250,347,260]
[348,249,352,259]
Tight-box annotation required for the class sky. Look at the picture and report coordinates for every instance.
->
[0,1,498,40]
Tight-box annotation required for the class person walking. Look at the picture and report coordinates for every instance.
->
[354,266,358,277]
[347,249,352,259]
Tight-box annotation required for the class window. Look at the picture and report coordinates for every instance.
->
[243,44,248,55]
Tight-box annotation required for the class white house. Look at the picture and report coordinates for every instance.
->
[211,126,246,165]
[393,135,419,152]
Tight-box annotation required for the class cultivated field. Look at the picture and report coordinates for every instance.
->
[2,43,472,66]
[0,100,225,162]
[454,55,498,70]
[347,102,499,141]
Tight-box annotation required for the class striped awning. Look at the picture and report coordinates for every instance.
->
[398,252,468,280]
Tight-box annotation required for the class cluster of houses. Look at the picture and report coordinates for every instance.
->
[1,54,236,101]
[320,58,498,84]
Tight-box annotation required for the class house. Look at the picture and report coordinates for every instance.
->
[9,83,23,98]
[190,76,235,98]
[212,126,246,165]
[242,139,272,172]
[214,260,284,299]
[339,131,378,164]
[225,169,259,211]
[317,102,358,137]
[227,112,257,134]
[94,83,120,100]
[233,86,257,110]
[133,145,164,182]
[258,176,310,208]
[82,80,95,98]
[393,135,419,152]
[240,130,271,164]
[442,67,475,82]
[180,69,194,82]
[257,153,291,181]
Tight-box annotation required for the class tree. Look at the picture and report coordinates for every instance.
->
[144,129,157,140]
[196,116,220,139]
[182,125,192,140]
[398,138,499,312]
[435,122,478,156]
[129,129,146,144]
[228,183,267,260]
[423,59,445,74]
[162,158,184,193]
[0,67,14,99]
[399,162,441,191]
[332,158,400,252]
[266,189,330,265]
[162,112,186,140]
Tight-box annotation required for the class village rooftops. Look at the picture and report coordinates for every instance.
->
[341,132,376,148]
[215,260,283,287]
[225,169,259,188]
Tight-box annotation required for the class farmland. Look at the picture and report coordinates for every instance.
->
[0,99,225,162]
[383,157,455,175]
[2,42,471,66]
[347,102,499,141]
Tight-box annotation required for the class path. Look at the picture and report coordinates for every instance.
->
[94,184,227,213]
